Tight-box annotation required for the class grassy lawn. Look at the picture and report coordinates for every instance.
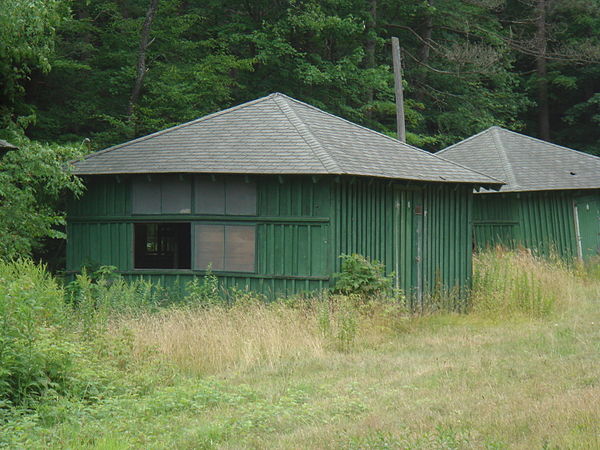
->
[1,253,599,449]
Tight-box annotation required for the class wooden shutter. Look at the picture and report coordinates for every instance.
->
[225,179,257,215]
[194,177,225,214]
[225,225,256,272]
[162,175,191,214]
[132,177,161,214]
[194,224,224,271]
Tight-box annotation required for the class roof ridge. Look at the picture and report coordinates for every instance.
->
[491,127,519,190]
[278,94,502,183]
[436,126,497,156]
[271,94,342,173]
[76,94,276,164]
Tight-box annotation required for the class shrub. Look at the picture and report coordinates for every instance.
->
[0,260,73,406]
[66,266,171,323]
[334,254,394,299]
[184,267,220,307]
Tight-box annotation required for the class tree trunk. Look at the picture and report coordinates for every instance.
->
[535,0,550,140]
[365,0,377,119]
[415,0,434,103]
[127,0,160,127]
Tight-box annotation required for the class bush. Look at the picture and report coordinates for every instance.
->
[0,260,72,406]
[334,254,394,299]
[184,268,220,307]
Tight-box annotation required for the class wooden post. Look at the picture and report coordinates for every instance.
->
[391,37,406,143]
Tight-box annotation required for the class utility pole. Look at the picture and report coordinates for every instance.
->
[391,37,406,143]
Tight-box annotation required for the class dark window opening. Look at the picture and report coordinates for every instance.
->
[134,223,191,269]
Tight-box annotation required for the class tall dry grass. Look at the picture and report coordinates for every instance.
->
[125,301,327,375]
[471,248,589,317]
[120,249,598,376]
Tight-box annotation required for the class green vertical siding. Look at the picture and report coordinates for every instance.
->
[67,222,132,270]
[574,192,600,259]
[68,174,476,301]
[473,191,588,260]
[67,175,331,298]
[422,184,473,301]
[473,195,520,248]
[331,179,474,306]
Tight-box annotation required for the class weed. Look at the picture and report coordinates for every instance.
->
[334,253,394,299]
[185,266,220,307]
[471,249,569,317]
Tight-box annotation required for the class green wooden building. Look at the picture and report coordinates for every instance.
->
[438,126,600,260]
[67,93,500,302]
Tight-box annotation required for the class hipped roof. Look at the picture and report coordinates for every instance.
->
[438,126,600,193]
[72,93,501,186]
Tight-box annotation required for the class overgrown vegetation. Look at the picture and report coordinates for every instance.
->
[1,250,599,448]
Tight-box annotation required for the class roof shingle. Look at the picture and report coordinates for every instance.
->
[437,126,600,192]
[72,93,501,185]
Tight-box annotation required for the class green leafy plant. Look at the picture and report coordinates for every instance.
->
[0,259,72,406]
[334,254,394,299]
[185,267,220,307]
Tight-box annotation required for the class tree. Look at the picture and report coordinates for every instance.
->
[0,0,68,126]
[0,128,85,261]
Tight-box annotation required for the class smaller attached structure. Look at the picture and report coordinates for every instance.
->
[67,93,500,302]
[438,126,600,260]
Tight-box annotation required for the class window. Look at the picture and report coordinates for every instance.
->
[134,223,191,269]
[132,175,191,214]
[194,224,255,272]
[194,176,256,215]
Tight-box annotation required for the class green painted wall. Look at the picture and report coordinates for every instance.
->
[67,174,476,302]
[473,190,600,260]
[575,194,600,259]
[68,175,332,298]
[331,179,473,307]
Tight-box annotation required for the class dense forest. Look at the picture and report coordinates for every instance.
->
[1,0,600,262]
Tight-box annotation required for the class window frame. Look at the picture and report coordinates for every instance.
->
[131,221,257,274]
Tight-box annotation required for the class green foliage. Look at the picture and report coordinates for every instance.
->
[0,259,70,406]
[0,130,85,261]
[66,266,172,324]
[0,0,68,123]
[184,267,221,307]
[334,253,393,299]
[471,249,562,317]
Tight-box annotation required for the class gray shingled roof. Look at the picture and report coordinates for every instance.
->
[72,93,501,185]
[438,126,600,193]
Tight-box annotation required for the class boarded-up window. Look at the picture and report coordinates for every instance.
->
[162,175,192,214]
[194,178,225,214]
[194,176,256,215]
[194,224,255,272]
[132,175,191,214]
[194,224,225,271]
[132,178,161,214]
[225,226,256,271]
[225,179,257,215]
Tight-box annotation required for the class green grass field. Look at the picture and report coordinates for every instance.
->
[1,251,599,449]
